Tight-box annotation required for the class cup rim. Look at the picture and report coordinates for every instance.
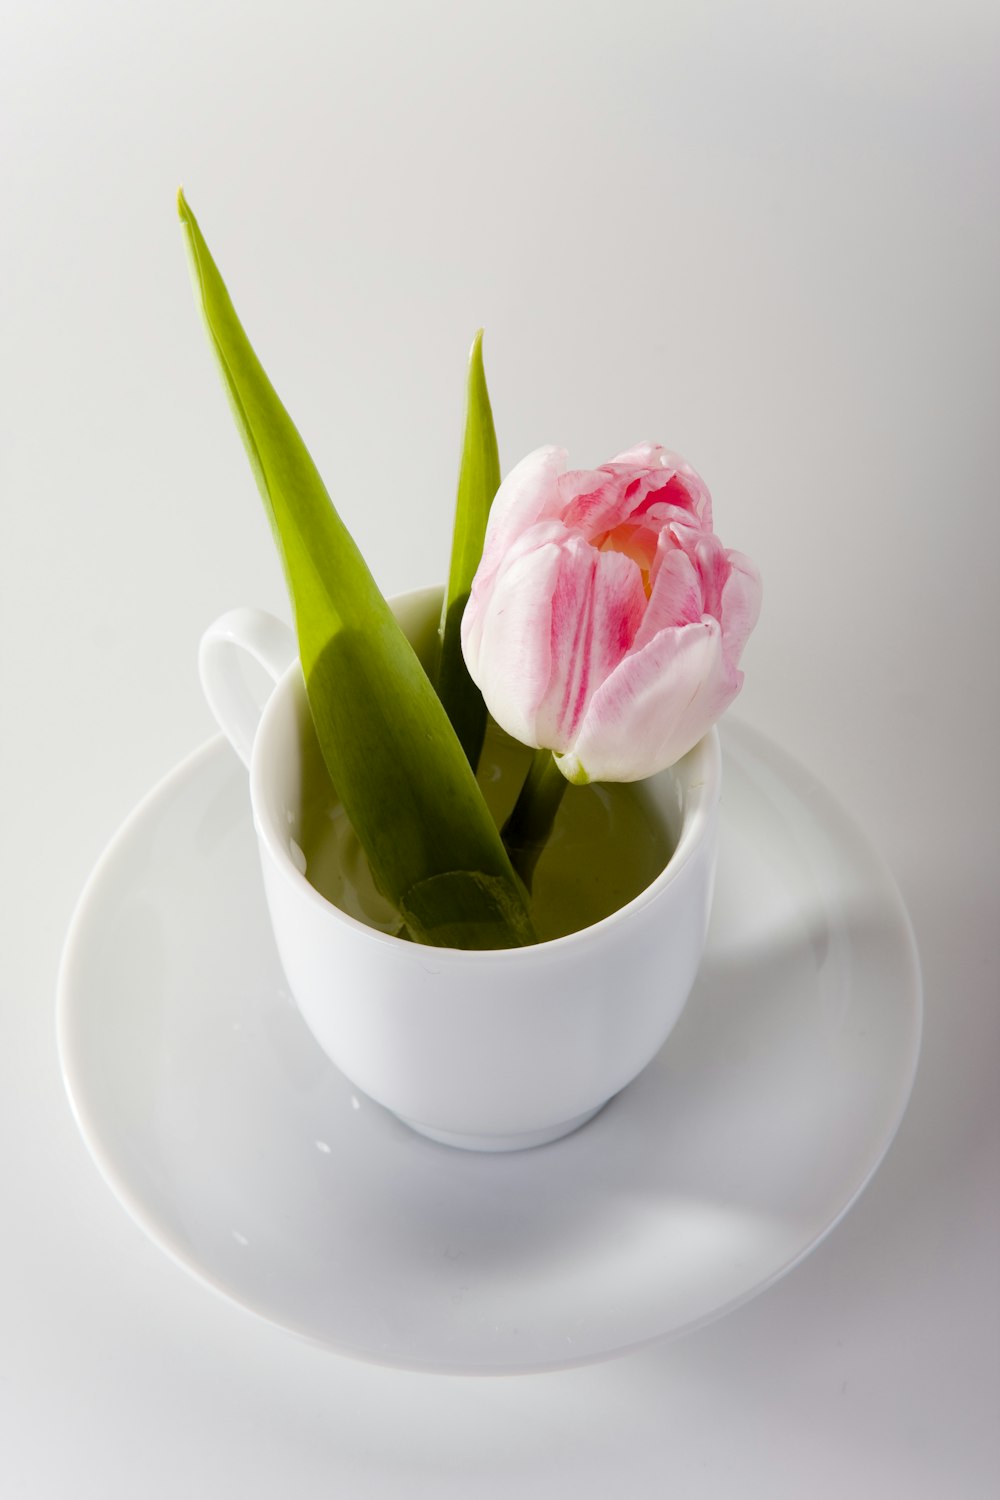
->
[250,663,721,961]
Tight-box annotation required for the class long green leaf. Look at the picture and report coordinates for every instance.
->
[178,191,534,949]
[435,330,500,768]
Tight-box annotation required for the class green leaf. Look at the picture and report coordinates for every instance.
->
[435,330,500,768]
[178,191,535,949]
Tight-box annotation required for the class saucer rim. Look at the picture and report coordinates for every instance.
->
[55,721,923,1376]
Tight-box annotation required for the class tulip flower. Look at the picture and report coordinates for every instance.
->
[462,442,761,787]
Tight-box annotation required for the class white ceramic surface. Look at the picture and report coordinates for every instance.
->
[57,719,921,1375]
[199,588,722,1151]
[9,5,994,1490]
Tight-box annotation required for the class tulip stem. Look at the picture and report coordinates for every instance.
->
[502,749,569,892]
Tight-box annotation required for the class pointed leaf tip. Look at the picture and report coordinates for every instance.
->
[178,208,534,947]
[435,331,501,768]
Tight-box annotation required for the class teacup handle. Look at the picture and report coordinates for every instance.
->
[199,608,297,768]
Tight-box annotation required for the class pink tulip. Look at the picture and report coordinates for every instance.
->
[461,442,761,783]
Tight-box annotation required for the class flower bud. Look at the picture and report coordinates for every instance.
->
[461,443,761,782]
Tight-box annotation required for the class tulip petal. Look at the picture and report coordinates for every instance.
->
[719,549,763,665]
[609,444,713,526]
[557,467,635,538]
[464,538,564,748]
[465,530,647,754]
[631,545,703,651]
[568,619,738,782]
[608,441,670,467]
[462,516,563,680]
[477,446,567,590]
[692,532,732,620]
[533,537,646,750]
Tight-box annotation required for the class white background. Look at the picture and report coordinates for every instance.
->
[3,1,998,1494]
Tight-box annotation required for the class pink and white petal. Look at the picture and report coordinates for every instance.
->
[477,446,568,590]
[533,538,647,750]
[646,519,697,592]
[666,455,713,525]
[608,441,671,468]
[611,446,713,524]
[562,467,701,546]
[631,547,703,652]
[691,532,732,619]
[558,468,635,538]
[463,516,568,669]
[567,620,738,782]
[462,540,567,749]
[719,550,763,665]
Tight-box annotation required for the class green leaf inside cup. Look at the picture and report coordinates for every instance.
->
[178,191,534,949]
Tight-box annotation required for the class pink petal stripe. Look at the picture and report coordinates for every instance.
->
[608,445,713,525]
[693,533,730,621]
[631,547,703,652]
[558,469,633,538]
[534,538,646,750]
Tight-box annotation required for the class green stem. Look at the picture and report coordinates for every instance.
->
[502,749,569,892]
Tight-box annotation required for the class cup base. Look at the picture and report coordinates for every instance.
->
[397,1102,607,1153]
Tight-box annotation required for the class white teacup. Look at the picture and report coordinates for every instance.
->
[200,586,721,1152]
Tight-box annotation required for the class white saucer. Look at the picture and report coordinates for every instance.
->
[57,721,921,1375]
